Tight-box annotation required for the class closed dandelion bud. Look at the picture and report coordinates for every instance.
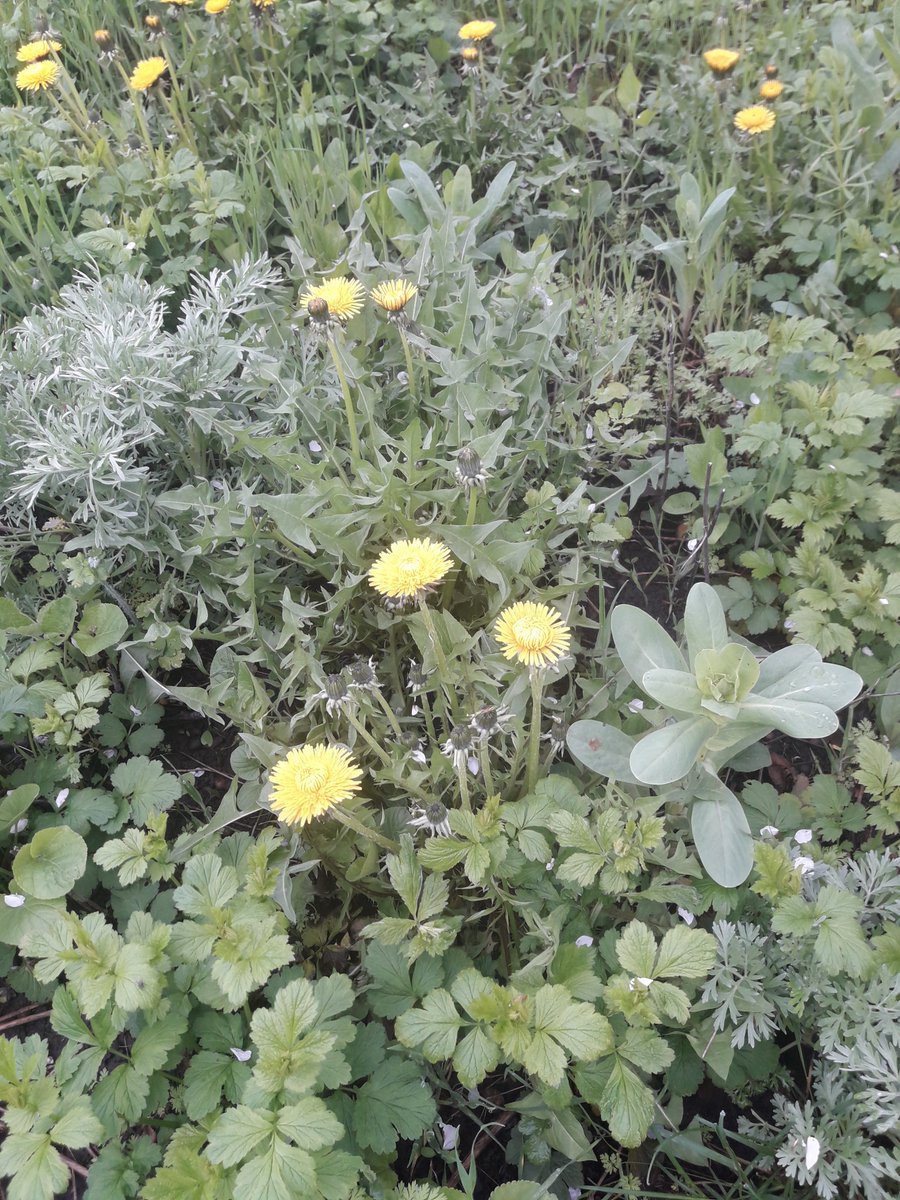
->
[348,657,378,690]
[315,674,352,715]
[462,46,479,62]
[455,446,487,490]
[765,63,778,78]
[408,662,428,694]
[442,723,474,767]
[94,29,112,49]
[307,295,330,322]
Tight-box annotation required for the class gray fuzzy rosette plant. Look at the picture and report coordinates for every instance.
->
[568,583,862,887]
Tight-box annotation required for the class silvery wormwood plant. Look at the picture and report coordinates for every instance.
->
[0,257,282,549]
[567,583,862,887]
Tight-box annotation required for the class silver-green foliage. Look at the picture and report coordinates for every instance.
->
[568,583,862,887]
[0,257,281,546]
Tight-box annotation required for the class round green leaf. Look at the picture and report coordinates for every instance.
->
[72,602,128,657]
[566,721,638,783]
[13,826,88,899]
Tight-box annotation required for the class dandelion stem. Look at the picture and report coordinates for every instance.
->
[372,688,403,739]
[465,489,478,527]
[479,740,495,798]
[457,761,472,812]
[331,806,400,854]
[525,671,545,795]
[399,327,417,407]
[345,710,391,767]
[327,335,362,464]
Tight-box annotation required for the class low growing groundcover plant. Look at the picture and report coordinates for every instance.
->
[0,1,898,1199]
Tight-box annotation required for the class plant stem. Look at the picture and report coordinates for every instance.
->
[327,334,362,463]
[345,709,391,767]
[479,740,495,798]
[372,688,403,738]
[331,805,400,854]
[465,488,478,526]
[417,596,455,728]
[525,670,545,795]
[420,691,438,745]
[456,760,471,811]
[399,326,417,408]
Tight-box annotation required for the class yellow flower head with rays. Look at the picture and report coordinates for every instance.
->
[371,280,418,313]
[205,0,231,11]
[16,39,61,63]
[15,61,60,92]
[268,745,362,826]
[702,48,740,75]
[759,80,784,100]
[300,276,365,324]
[495,601,571,668]
[458,19,496,41]
[129,56,168,90]
[368,538,454,600]
[734,105,776,134]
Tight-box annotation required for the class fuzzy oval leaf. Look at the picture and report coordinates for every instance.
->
[629,717,714,785]
[683,583,728,669]
[739,697,839,739]
[13,827,87,899]
[566,721,637,783]
[641,670,702,714]
[611,606,688,686]
[690,780,753,888]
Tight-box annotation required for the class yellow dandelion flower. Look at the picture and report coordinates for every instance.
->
[268,744,362,826]
[734,105,776,135]
[15,39,61,63]
[370,279,418,313]
[458,19,496,41]
[300,276,365,324]
[368,538,454,600]
[495,601,571,668]
[759,79,784,100]
[205,0,231,11]
[461,46,479,62]
[164,0,193,5]
[702,48,740,76]
[129,56,168,91]
[15,61,60,92]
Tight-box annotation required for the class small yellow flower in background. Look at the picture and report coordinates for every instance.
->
[300,276,366,324]
[371,280,418,314]
[268,744,362,826]
[461,46,479,63]
[368,538,454,600]
[759,80,784,100]
[129,56,168,91]
[94,29,112,47]
[15,39,61,63]
[458,19,496,41]
[495,601,571,668]
[164,0,193,6]
[703,48,740,76]
[15,61,60,92]
[251,0,278,7]
[145,14,162,28]
[734,105,776,135]
[205,0,231,11]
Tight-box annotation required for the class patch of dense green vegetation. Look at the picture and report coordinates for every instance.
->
[0,2,897,1198]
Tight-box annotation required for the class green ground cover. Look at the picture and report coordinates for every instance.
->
[0,1,897,1197]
